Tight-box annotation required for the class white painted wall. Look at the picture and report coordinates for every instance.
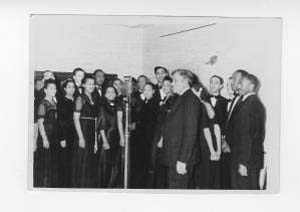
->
[30,15,144,77]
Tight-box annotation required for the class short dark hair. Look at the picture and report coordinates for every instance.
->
[103,85,118,97]
[171,69,199,88]
[43,79,56,89]
[154,66,169,75]
[113,78,123,84]
[81,76,95,85]
[162,75,173,83]
[244,73,260,92]
[93,69,105,76]
[137,75,149,82]
[144,82,155,90]
[72,67,85,76]
[210,75,224,84]
[62,78,75,89]
[235,69,248,78]
[42,70,55,80]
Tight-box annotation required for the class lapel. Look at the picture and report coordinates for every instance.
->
[226,96,243,126]
[228,95,238,115]
[241,94,257,112]
[169,95,182,113]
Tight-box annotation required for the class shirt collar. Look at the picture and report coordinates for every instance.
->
[179,87,190,96]
[242,92,256,101]
[75,82,81,88]
[159,88,166,99]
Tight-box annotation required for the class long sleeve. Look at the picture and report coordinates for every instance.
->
[237,108,254,167]
[97,106,106,132]
[177,96,200,163]
[37,101,46,119]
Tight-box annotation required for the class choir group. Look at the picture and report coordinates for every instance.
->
[33,66,266,190]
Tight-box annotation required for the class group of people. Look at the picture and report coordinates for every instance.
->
[33,65,266,190]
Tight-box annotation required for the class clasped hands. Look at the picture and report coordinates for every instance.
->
[238,164,248,177]
[210,150,221,161]
[176,161,187,175]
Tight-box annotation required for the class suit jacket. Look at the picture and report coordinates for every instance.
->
[228,94,266,169]
[153,88,163,106]
[225,95,243,145]
[74,84,82,98]
[152,94,178,146]
[209,95,228,135]
[92,86,105,109]
[162,89,201,167]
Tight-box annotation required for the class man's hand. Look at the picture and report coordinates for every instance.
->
[238,164,248,176]
[129,123,136,131]
[210,151,220,161]
[157,137,163,148]
[176,161,187,175]
[60,140,66,148]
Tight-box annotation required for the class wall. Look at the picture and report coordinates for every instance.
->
[30,15,144,77]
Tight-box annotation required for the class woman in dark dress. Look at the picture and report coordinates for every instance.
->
[34,79,59,187]
[72,76,98,188]
[96,86,123,188]
[131,82,158,188]
[57,79,76,188]
[193,86,222,189]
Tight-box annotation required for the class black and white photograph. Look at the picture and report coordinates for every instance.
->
[29,15,281,191]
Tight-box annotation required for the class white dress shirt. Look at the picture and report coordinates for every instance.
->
[210,96,217,107]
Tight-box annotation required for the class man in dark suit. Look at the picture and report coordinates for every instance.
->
[226,70,249,132]
[153,66,169,104]
[72,67,86,98]
[92,69,106,113]
[161,69,201,189]
[225,70,249,155]
[208,75,231,189]
[209,75,229,134]
[228,73,266,190]
[222,70,248,189]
